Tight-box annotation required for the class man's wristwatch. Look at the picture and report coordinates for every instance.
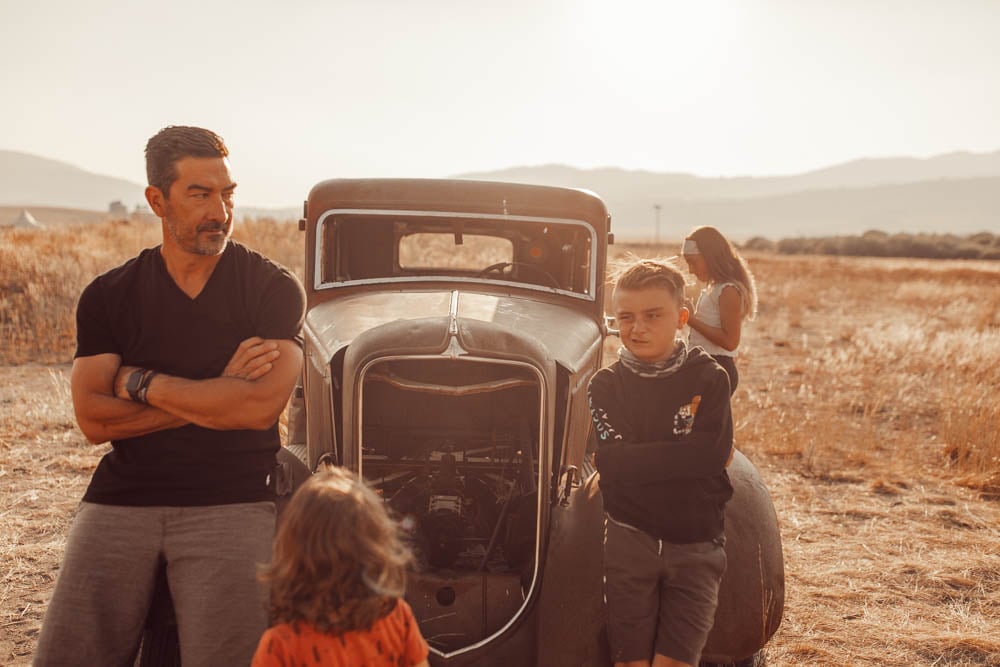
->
[125,368,157,404]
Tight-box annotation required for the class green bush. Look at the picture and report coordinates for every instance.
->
[767,231,997,260]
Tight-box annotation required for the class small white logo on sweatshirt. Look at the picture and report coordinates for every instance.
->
[673,395,702,436]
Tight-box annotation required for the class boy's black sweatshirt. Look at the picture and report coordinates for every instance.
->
[589,346,734,544]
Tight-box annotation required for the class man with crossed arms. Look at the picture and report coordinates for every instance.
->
[35,126,305,666]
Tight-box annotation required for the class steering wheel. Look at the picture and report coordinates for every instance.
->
[477,262,513,278]
[476,262,560,288]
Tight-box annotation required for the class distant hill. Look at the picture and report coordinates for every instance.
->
[600,177,1000,240]
[3,148,998,239]
[0,151,301,222]
[0,151,147,211]
[237,205,301,221]
[457,152,1000,239]
[457,150,1000,201]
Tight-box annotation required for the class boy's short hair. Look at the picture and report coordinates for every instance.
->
[145,125,229,197]
[610,256,689,304]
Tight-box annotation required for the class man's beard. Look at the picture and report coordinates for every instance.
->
[165,218,231,256]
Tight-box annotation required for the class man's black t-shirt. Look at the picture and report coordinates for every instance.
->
[75,241,306,506]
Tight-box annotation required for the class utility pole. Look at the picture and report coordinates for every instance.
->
[653,204,662,246]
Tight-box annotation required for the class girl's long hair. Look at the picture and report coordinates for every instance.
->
[261,467,413,634]
[687,226,758,320]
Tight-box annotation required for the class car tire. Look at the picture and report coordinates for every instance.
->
[275,446,311,519]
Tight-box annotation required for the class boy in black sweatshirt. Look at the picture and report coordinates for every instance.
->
[589,258,734,667]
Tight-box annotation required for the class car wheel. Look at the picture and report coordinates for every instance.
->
[275,446,311,519]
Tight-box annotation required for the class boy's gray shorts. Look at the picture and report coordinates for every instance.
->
[603,516,727,665]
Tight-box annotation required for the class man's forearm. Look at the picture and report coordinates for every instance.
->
[75,392,188,444]
[110,338,300,432]
[140,374,290,431]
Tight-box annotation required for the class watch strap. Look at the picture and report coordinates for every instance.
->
[125,368,146,402]
[136,371,157,405]
[125,368,157,404]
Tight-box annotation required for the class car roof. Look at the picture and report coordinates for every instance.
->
[306,178,610,235]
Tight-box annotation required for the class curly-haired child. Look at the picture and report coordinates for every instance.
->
[251,468,429,667]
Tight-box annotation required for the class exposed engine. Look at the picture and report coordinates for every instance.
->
[367,444,536,573]
[356,357,543,652]
[358,358,541,577]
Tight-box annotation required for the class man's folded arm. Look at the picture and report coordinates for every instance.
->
[72,337,301,443]
[71,353,188,444]
[135,339,303,431]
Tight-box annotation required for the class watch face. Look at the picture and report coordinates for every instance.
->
[126,369,144,400]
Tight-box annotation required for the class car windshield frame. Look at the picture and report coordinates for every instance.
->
[314,208,598,301]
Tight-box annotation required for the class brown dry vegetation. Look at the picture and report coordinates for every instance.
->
[0,219,303,365]
[2,223,999,665]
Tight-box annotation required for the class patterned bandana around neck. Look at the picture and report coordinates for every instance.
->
[618,339,689,378]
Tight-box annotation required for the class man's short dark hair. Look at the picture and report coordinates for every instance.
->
[145,126,229,197]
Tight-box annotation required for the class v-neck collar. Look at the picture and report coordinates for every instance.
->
[154,244,230,302]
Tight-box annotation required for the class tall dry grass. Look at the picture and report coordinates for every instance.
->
[0,219,304,662]
[608,244,1000,665]
[2,226,999,665]
[608,245,1000,492]
[3,227,998,485]
[0,218,303,365]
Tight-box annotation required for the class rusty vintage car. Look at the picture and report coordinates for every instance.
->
[280,178,785,666]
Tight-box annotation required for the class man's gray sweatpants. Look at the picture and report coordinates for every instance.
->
[34,501,275,667]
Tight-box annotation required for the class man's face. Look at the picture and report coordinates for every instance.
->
[154,156,236,256]
[613,286,688,362]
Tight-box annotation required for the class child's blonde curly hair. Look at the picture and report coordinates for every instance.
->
[261,467,413,634]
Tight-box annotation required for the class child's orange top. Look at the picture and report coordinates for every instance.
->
[251,598,429,667]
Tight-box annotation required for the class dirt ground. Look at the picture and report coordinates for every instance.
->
[3,250,1000,665]
[3,365,998,666]
[0,223,1000,667]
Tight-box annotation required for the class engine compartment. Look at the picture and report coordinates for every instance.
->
[358,358,543,653]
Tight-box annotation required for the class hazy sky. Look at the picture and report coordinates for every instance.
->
[2,0,998,206]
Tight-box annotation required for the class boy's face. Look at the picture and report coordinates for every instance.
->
[613,286,689,362]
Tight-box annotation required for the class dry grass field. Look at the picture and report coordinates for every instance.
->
[2,221,999,665]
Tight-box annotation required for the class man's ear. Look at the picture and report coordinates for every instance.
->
[679,305,690,327]
[145,185,167,218]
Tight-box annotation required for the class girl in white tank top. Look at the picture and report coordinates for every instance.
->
[681,227,757,393]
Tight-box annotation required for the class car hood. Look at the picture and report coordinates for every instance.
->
[304,290,602,373]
